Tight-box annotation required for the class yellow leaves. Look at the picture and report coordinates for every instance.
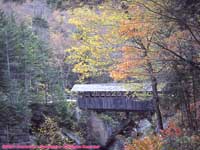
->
[66,2,161,81]
[73,62,91,77]
[125,135,163,150]
[68,6,125,27]
[68,8,97,24]
[66,44,112,80]
[67,5,126,42]
[68,17,83,26]
[66,4,127,80]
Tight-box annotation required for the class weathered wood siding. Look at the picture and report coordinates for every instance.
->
[78,97,155,112]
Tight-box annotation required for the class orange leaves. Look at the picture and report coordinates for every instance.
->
[118,61,133,70]
[121,46,142,57]
[110,60,133,80]
[125,135,163,150]
[119,20,155,39]
[110,59,147,81]
[122,46,134,52]
[109,2,162,81]
[110,45,151,80]
[161,121,182,138]
[110,48,147,81]
[125,120,199,150]
[119,3,157,39]
[164,30,191,51]
[110,70,128,81]
[125,122,182,150]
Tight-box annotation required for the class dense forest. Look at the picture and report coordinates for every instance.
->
[0,0,199,150]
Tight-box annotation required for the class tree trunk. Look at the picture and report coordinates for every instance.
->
[151,74,163,130]
[5,30,13,103]
[147,62,163,130]
[5,31,11,80]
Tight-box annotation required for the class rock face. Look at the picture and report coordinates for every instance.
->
[137,119,152,136]
[108,136,125,150]
[75,106,81,121]
[61,128,84,145]
[87,113,109,146]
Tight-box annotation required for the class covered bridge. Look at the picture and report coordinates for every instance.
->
[71,83,162,112]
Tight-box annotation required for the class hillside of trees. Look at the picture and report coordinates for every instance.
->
[0,0,199,150]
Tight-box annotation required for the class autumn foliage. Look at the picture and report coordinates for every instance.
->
[160,121,182,138]
[110,2,161,81]
[125,135,163,150]
[125,121,200,150]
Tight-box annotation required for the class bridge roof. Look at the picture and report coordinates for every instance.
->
[71,83,164,92]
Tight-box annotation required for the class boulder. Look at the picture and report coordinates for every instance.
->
[87,113,109,146]
[108,136,125,150]
[137,119,152,136]
[61,128,84,144]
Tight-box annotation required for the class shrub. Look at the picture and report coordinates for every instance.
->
[34,116,71,145]
[161,121,200,150]
[125,135,163,150]
[161,121,182,138]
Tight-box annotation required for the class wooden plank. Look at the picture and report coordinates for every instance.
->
[77,96,155,112]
